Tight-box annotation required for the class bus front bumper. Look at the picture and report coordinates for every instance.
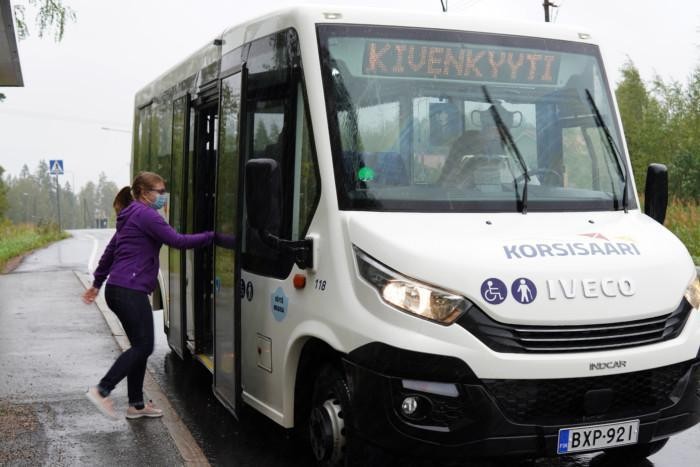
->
[344,343,700,459]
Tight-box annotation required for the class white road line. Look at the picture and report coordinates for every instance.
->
[86,234,99,275]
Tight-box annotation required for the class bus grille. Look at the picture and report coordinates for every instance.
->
[457,299,691,353]
[483,361,692,425]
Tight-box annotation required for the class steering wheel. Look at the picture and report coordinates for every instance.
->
[515,168,563,184]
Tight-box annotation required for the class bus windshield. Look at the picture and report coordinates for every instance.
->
[318,25,632,212]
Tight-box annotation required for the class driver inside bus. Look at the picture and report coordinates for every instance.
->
[438,104,508,187]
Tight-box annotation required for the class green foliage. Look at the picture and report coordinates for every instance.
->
[670,153,700,200]
[616,62,700,263]
[615,62,667,193]
[13,0,76,42]
[664,198,700,261]
[2,161,118,228]
[0,220,68,272]
[0,166,7,218]
[616,62,700,201]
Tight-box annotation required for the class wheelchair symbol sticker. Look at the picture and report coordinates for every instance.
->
[481,278,507,305]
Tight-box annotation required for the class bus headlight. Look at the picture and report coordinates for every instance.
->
[686,274,700,310]
[354,247,471,324]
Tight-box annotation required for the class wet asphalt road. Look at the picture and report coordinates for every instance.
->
[0,229,181,466]
[3,229,700,466]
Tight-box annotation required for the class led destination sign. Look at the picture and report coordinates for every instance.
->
[363,41,561,85]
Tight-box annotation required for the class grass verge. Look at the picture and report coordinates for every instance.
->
[0,221,70,272]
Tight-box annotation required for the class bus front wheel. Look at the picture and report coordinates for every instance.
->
[309,364,352,466]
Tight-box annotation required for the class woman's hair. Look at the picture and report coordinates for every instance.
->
[132,171,165,199]
[113,171,165,214]
[113,186,133,214]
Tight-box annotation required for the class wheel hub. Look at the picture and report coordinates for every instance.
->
[309,398,346,463]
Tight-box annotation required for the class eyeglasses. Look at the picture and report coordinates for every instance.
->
[150,188,167,195]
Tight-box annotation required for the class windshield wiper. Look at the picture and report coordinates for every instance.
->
[482,86,530,214]
[584,89,629,213]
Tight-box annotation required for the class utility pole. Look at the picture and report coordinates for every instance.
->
[543,0,557,22]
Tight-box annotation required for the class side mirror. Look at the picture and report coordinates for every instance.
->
[244,158,314,270]
[644,163,668,224]
[245,158,281,232]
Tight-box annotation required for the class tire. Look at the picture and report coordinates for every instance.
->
[308,364,351,466]
[603,438,669,461]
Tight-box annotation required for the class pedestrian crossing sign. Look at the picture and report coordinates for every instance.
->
[49,160,64,175]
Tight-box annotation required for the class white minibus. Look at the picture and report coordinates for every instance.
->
[131,5,700,464]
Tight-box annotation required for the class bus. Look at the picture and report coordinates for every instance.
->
[131,5,700,464]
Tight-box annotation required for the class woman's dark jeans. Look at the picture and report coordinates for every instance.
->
[98,283,154,406]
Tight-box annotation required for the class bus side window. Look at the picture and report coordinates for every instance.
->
[292,84,320,241]
[135,105,152,176]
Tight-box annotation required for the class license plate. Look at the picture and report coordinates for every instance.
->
[557,420,639,454]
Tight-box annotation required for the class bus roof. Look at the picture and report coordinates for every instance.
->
[135,4,596,107]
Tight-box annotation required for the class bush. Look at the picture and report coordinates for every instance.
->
[669,153,700,200]
[664,198,700,263]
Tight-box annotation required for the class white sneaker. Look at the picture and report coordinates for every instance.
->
[85,386,119,420]
[126,400,163,419]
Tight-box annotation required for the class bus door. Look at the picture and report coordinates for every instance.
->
[234,29,320,417]
[188,94,218,366]
[212,69,244,412]
[167,95,190,358]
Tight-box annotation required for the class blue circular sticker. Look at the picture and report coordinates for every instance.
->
[271,287,289,322]
[511,278,537,304]
[481,278,507,305]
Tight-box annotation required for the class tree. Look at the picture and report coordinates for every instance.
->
[34,159,54,223]
[78,181,97,228]
[0,165,8,219]
[615,61,667,193]
[3,162,121,228]
[0,1,76,102]
[616,61,700,201]
[96,172,118,225]
[3,164,36,223]
[12,0,76,42]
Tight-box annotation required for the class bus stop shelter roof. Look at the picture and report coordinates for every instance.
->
[0,0,23,86]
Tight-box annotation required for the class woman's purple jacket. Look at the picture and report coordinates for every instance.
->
[92,201,213,294]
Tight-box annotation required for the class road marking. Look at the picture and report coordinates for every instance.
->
[74,271,210,467]
[86,234,99,274]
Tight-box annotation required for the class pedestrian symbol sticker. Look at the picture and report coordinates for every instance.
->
[481,278,507,305]
[512,278,537,304]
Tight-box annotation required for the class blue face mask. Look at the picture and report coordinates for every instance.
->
[150,194,167,210]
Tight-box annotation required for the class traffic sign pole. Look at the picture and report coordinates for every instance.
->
[49,159,64,229]
[55,174,61,230]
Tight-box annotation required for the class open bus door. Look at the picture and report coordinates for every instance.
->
[185,91,218,367]
[211,67,245,413]
[172,69,245,414]
[167,94,190,358]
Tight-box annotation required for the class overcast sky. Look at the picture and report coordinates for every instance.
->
[1,0,698,191]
